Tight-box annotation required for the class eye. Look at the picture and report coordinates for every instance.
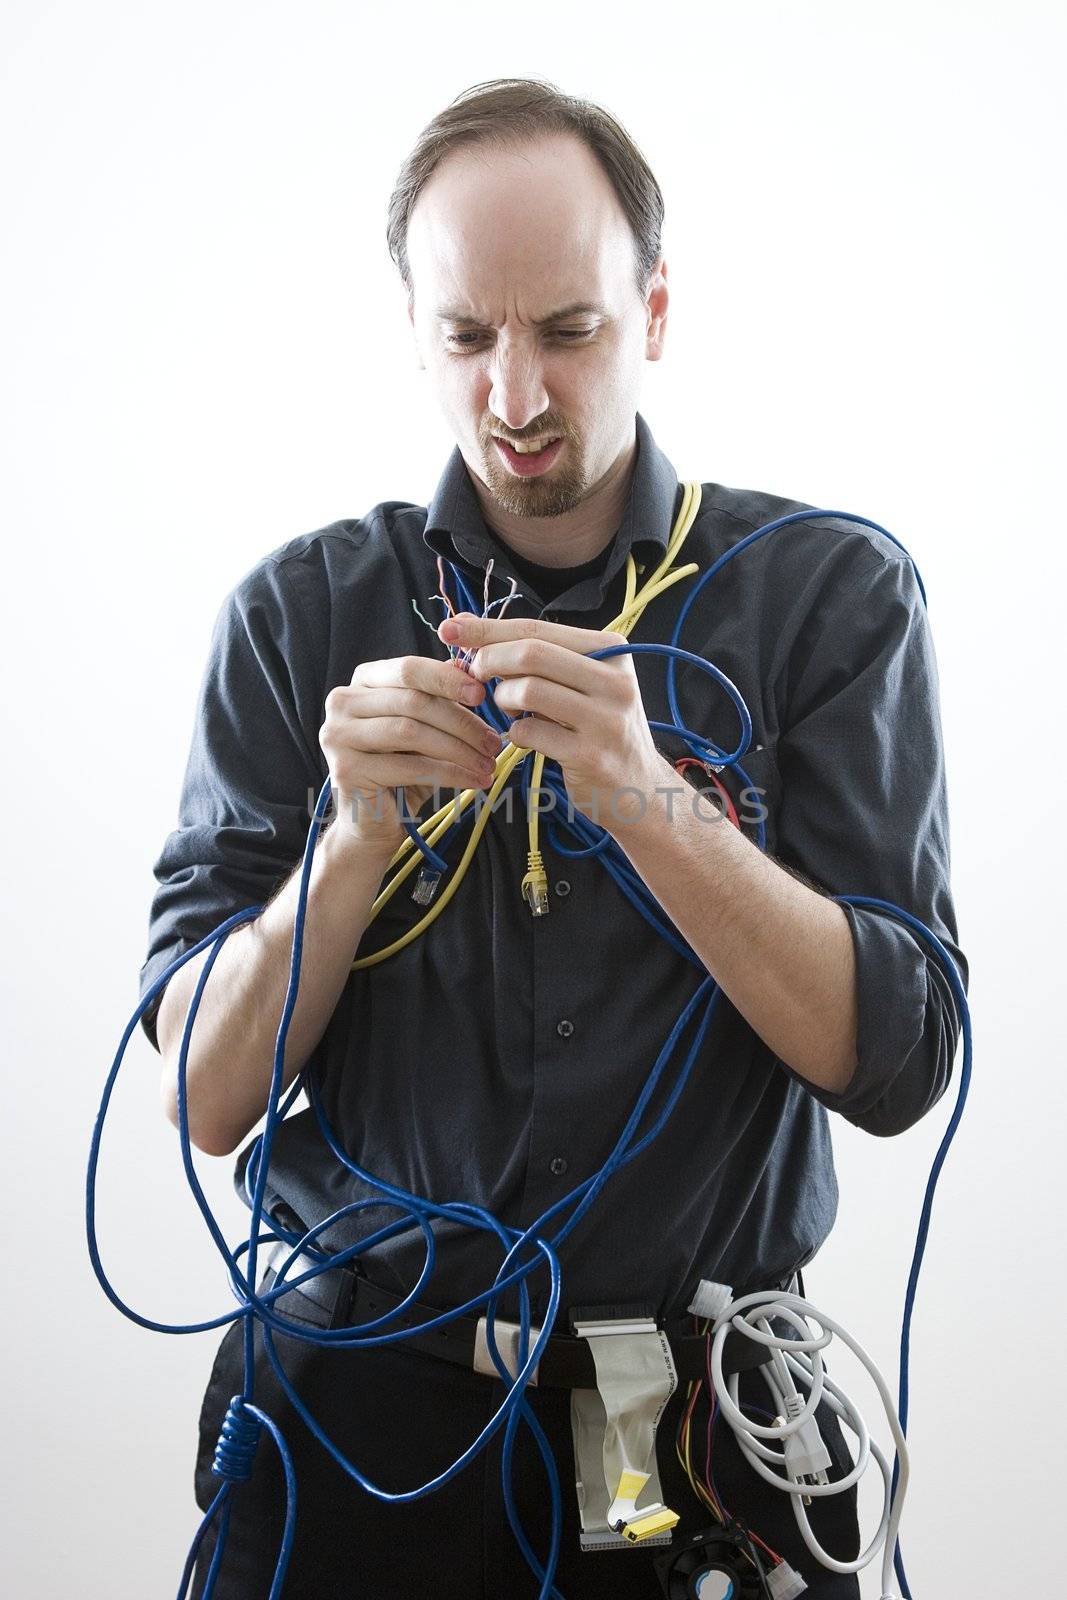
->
[445,326,596,349]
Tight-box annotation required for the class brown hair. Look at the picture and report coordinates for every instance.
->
[386,78,665,304]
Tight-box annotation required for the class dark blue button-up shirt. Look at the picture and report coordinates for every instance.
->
[139,412,967,1322]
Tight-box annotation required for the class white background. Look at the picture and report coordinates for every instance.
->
[2,2,1063,1595]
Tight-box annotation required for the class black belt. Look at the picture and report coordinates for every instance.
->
[261,1255,799,1390]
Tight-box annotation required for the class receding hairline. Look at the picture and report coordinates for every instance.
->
[408,129,629,240]
[386,80,665,303]
[407,136,637,318]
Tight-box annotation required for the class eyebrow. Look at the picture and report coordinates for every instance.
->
[434,301,609,329]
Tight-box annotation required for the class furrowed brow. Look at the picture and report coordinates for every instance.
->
[435,301,608,329]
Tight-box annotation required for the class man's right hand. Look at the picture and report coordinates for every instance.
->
[318,654,505,852]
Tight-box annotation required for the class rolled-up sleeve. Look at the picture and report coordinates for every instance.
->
[772,539,968,1137]
[138,557,328,1051]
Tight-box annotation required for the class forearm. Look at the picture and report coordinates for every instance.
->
[607,758,859,1093]
[157,818,397,1156]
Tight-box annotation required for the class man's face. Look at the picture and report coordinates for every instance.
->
[405,133,667,520]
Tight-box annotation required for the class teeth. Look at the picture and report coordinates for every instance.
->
[498,435,560,455]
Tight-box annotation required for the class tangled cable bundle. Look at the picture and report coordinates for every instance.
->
[87,482,970,1600]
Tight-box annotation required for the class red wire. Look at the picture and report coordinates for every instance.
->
[674,759,741,829]
[702,1326,783,1566]
[436,555,457,617]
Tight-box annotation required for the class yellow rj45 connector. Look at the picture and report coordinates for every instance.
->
[521,849,549,916]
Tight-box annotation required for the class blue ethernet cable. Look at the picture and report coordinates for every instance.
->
[174,786,720,1594]
[663,509,927,738]
[89,508,966,1600]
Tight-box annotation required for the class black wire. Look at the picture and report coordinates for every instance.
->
[736,1521,774,1599]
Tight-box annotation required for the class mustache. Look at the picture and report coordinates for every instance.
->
[483,420,570,447]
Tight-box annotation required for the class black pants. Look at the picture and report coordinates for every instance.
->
[188,1280,863,1599]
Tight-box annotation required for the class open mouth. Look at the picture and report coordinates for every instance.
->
[492,435,564,477]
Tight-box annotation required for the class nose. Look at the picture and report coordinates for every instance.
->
[487,343,551,434]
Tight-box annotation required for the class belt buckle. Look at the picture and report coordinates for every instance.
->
[472,1314,542,1385]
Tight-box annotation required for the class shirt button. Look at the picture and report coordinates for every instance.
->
[549,1156,568,1176]
[556,1019,574,1038]
[554,879,571,898]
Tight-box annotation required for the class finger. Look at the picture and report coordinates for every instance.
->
[503,715,580,766]
[354,751,497,792]
[493,676,587,730]
[468,636,622,694]
[439,611,627,658]
[353,654,486,706]
[331,713,502,775]
[331,685,503,759]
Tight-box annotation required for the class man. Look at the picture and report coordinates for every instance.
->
[141,80,965,1598]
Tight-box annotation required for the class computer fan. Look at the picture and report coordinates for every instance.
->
[652,1522,772,1599]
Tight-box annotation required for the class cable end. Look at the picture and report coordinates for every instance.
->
[607,1470,680,1544]
[412,867,443,906]
[521,851,550,916]
[782,1393,832,1487]
[766,1561,808,1599]
[687,1278,734,1323]
[618,1505,680,1543]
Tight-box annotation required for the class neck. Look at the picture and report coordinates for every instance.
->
[467,429,637,569]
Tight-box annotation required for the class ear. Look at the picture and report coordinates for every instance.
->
[644,255,668,362]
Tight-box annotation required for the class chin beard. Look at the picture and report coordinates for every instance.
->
[481,447,587,519]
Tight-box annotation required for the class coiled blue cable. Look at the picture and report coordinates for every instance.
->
[88,507,966,1600]
[664,509,926,736]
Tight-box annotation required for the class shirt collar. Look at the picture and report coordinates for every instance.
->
[421,411,681,613]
